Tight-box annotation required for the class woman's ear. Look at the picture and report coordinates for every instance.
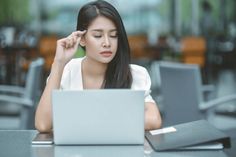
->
[79,36,86,47]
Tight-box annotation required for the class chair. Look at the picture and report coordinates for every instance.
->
[0,58,44,129]
[159,61,236,127]
[181,36,206,67]
[39,35,57,72]
[128,34,149,59]
[149,61,163,111]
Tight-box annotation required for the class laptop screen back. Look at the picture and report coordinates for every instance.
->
[52,89,144,145]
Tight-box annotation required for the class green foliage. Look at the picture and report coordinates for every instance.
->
[74,47,85,58]
[0,0,30,25]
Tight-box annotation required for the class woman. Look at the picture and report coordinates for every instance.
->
[35,0,162,133]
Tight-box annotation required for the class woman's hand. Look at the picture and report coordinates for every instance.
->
[54,30,86,66]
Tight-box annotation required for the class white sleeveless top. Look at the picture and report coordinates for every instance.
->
[59,57,155,103]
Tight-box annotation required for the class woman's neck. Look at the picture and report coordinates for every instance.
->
[82,57,107,89]
[82,57,107,78]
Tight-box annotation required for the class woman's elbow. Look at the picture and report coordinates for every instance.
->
[35,121,52,133]
[154,116,162,129]
[151,116,162,130]
[35,126,51,133]
[145,102,162,130]
[145,115,162,130]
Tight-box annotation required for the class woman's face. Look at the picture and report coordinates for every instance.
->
[82,16,118,64]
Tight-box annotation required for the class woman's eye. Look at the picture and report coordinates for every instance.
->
[110,34,118,38]
[94,35,102,38]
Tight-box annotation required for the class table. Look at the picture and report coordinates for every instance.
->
[0,130,235,157]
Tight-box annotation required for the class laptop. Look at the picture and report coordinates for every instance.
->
[53,145,144,157]
[49,89,144,145]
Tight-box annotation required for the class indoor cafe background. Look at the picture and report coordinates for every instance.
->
[0,0,236,130]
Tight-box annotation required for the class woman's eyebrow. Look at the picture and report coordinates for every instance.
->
[91,29,102,32]
[91,29,117,32]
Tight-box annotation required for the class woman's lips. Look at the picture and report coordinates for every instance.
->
[100,51,112,57]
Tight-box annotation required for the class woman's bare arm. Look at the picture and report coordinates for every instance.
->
[35,31,86,133]
[35,62,65,132]
[145,102,162,130]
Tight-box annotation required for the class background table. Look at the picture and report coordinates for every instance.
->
[0,130,235,157]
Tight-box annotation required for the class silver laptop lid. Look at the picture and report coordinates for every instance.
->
[52,89,144,145]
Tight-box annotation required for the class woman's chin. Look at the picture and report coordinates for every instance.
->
[97,56,115,63]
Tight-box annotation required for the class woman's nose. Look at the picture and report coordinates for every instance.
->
[102,36,111,48]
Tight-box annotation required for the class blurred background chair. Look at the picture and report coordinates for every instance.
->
[0,58,44,129]
[159,61,236,130]
[181,36,206,68]
[39,35,57,74]
[149,61,163,112]
[128,34,149,59]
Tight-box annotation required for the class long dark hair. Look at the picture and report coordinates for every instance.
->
[76,0,132,88]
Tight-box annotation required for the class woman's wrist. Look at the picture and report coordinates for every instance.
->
[47,61,65,87]
[51,60,66,75]
[52,60,66,69]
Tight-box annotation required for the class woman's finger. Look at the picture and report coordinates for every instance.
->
[68,36,75,48]
[71,34,78,43]
[58,38,68,48]
[58,31,86,49]
[73,30,86,37]
[72,35,77,45]
[71,32,83,47]
[68,37,73,48]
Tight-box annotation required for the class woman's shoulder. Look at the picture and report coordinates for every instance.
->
[130,64,148,74]
[130,64,150,81]
[64,57,84,71]
[66,57,84,67]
